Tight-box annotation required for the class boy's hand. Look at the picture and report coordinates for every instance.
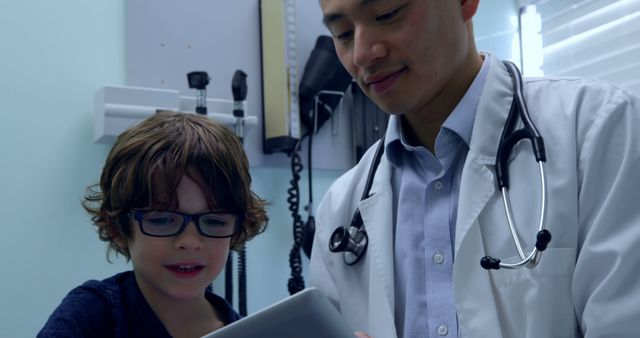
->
[355,331,372,338]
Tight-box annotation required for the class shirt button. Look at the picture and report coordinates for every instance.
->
[434,181,444,191]
[433,253,445,264]
[437,325,449,336]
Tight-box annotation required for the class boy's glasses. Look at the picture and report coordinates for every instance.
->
[129,209,239,238]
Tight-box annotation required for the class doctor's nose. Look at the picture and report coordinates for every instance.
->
[352,29,386,68]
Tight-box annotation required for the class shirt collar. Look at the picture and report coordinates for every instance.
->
[385,54,491,166]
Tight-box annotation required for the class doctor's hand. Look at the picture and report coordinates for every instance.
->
[355,331,372,338]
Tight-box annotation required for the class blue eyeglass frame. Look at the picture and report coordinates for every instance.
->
[129,209,241,238]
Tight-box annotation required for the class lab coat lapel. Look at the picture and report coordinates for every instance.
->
[357,157,397,337]
[453,153,506,337]
[453,54,516,338]
[454,153,496,254]
[455,53,513,255]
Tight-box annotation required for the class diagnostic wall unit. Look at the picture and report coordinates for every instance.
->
[122,0,355,170]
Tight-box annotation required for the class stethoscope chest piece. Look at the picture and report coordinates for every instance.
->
[328,138,385,266]
[329,210,368,265]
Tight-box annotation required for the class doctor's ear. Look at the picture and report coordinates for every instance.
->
[460,0,480,21]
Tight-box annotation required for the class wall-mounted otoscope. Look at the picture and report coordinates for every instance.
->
[232,70,248,141]
[187,71,211,115]
[229,69,249,316]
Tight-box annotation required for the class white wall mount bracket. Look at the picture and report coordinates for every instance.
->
[94,85,257,143]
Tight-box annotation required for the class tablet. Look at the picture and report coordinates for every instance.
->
[201,287,355,338]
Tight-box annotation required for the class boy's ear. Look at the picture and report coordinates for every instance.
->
[114,235,128,249]
[461,0,480,21]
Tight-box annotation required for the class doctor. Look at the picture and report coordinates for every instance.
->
[309,0,640,337]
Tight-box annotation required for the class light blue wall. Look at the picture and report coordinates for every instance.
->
[475,0,521,62]
[0,1,128,337]
[0,1,518,337]
[0,2,340,337]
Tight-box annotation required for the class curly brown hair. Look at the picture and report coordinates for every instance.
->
[83,111,268,260]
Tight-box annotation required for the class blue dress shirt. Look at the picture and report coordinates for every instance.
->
[386,57,490,338]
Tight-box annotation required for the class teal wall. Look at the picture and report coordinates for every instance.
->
[0,2,341,337]
[475,0,521,62]
[0,1,518,337]
[0,1,128,337]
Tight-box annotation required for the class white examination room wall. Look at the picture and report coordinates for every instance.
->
[0,1,518,337]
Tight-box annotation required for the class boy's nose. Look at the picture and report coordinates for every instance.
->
[174,221,204,250]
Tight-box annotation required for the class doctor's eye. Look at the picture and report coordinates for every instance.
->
[376,8,400,22]
[335,30,353,42]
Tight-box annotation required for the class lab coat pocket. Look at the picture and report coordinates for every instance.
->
[488,248,577,338]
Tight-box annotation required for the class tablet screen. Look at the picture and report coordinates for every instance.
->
[201,287,355,338]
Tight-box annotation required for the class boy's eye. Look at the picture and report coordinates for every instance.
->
[201,217,226,228]
[146,216,176,226]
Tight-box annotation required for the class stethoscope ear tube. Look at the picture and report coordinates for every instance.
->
[496,61,547,190]
[481,229,552,270]
[535,229,552,251]
[481,61,552,271]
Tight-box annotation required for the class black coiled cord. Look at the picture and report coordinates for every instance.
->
[237,244,247,316]
[224,252,233,304]
[287,133,309,295]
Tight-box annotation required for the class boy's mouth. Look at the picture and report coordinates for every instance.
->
[171,264,202,272]
[165,264,205,277]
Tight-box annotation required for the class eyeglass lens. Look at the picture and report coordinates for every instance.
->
[141,211,236,237]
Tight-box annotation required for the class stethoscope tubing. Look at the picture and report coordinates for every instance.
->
[330,60,552,270]
[499,161,547,268]
[492,61,550,269]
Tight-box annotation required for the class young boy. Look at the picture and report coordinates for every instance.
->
[38,111,268,338]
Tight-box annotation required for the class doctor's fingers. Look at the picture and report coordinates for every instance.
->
[354,331,372,338]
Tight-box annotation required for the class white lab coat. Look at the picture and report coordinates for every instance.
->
[308,54,640,338]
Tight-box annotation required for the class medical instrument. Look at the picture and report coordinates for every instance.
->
[230,69,249,316]
[232,70,248,142]
[299,36,352,133]
[329,61,552,269]
[287,35,353,295]
[260,0,301,154]
[187,71,210,115]
[328,134,384,265]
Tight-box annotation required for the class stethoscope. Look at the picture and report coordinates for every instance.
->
[329,61,552,270]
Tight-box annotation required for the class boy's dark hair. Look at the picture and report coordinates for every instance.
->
[83,111,268,260]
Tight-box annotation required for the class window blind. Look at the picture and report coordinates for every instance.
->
[523,0,640,94]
